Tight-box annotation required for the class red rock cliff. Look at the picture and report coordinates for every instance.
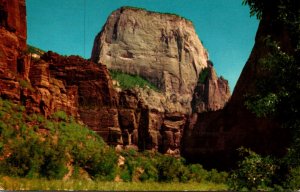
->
[182,16,292,169]
[0,1,232,156]
[0,0,27,101]
[192,61,230,113]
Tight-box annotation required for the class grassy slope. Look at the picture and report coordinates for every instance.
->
[0,177,227,191]
[109,70,159,91]
[0,98,228,190]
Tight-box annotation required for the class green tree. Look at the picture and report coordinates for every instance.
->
[243,0,299,155]
[240,0,299,189]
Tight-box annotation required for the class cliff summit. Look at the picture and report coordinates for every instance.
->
[91,7,216,114]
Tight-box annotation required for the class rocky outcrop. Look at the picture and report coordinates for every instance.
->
[192,61,230,113]
[117,89,186,155]
[91,7,209,114]
[0,0,26,50]
[182,16,292,169]
[0,0,27,102]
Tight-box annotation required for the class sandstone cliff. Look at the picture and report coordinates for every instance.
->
[0,0,27,101]
[90,7,231,154]
[192,61,230,113]
[182,15,291,169]
[0,1,191,155]
[91,7,209,114]
[0,1,232,156]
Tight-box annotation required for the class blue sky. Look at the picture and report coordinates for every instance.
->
[26,0,259,91]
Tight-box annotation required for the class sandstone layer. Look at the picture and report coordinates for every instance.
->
[0,0,27,102]
[91,7,209,114]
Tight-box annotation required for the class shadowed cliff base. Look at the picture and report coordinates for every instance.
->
[181,10,293,169]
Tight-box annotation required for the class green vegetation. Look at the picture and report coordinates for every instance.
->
[0,98,117,180]
[118,150,228,183]
[198,67,210,84]
[18,79,34,92]
[27,45,45,56]
[121,6,192,22]
[228,147,277,190]
[109,70,159,91]
[230,0,300,190]
[0,98,229,190]
[0,177,227,191]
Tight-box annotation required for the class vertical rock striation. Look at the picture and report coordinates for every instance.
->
[192,61,230,113]
[0,0,27,101]
[91,7,209,114]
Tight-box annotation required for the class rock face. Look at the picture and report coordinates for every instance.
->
[0,0,27,101]
[182,16,291,169]
[192,61,230,113]
[118,89,186,154]
[0,0,26,50]
[0,1,232,156]
[0,1,189,154]
[90,7,232,154]
[91,7,209,114]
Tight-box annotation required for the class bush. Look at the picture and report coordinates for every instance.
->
[207,169,228,184]
[27,45,45,56]
[187,164,209,182]
[52,111,68,121]
[157,156,189,182]
[0,99,117,180]
[198,67,210,84]
[228,147,277,190]
[285,166,300,190]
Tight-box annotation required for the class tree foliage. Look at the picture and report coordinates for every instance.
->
[242,0,299,20]
[244,0,299,141]
[233,0,300,190]
[228,147,277,190]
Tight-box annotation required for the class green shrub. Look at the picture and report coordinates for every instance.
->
[198,67,210,84]
[228,147,277,190]
[52,111,68,121]
[119,150,160,182]
[0,99,117,180]
[120,168,132,182]
[157,156,189,182]
[27,45,45,56]
[139,160,159,182]
[285,166,300,190]
[207,169,228,184]
[188,164,209,182]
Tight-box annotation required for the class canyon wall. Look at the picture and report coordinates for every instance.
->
[0,2,231,155]
[91,7,210,114]
[0,0,27,102]
[90,6,230,153]
[182,16,291,169]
